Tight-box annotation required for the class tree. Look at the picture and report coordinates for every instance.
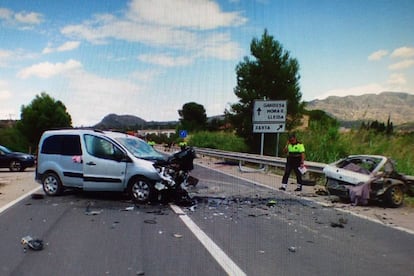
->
[227,30,303,153]
[17,92,72,148]
[178,102,207,132]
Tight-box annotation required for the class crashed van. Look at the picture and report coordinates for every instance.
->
[323,155,411,207]
[35,129,174,203]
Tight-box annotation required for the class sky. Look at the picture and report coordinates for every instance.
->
[0,0,413,127]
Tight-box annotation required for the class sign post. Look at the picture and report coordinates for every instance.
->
[252,100,287,156]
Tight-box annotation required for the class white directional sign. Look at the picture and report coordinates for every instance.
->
[253,100,287,123]
[253,100,287,133]
[253,122,285,133]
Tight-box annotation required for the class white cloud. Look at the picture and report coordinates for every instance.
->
[316,83,385,100]
[0,80,12,100]
[391,46,414,59]
[138,53,194,67]
[127,0,247,30]
[198,33,243,60]
[14,11,43,25]
[0,49,13,67]
[387,73,407,87]
[61,0,246,62]
[0,80,16,119]
[0,8,12,20]
[389,59,414,70]
[130,69,162,82]
[368,49,388,61]
[17,59,82,79]
[42,41,81,54]
[0,7,43,26]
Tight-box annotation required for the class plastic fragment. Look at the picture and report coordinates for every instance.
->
[85,210,103,216]
[266,199,277,206]
[21,236,44,251]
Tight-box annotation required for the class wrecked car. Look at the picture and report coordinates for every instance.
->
[36,129,196,204]
[323,155,412,207]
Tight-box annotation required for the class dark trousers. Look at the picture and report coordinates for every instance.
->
[282,156,302,185]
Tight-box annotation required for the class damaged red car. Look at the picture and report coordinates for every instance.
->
[323,155,413,207]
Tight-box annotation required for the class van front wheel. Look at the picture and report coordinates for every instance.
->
[128,177,155,204]
[42,172,63,196]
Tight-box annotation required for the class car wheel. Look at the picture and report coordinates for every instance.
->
[385,185,404,208]
[9,160,23,172]
[128,177,155,204]
[42,172,63,196]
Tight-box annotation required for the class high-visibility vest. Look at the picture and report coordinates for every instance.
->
[288,143,305,153]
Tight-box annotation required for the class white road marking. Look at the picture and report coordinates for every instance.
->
[0,186,42,215]
[170,203,247,276]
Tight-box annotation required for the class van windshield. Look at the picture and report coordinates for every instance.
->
[114,136,166,161]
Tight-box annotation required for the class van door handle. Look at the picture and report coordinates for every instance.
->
[86,161,96,166]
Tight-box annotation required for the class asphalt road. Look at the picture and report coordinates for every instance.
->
[1,165,414,275]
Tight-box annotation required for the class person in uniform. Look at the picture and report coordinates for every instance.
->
[279,133,306,191]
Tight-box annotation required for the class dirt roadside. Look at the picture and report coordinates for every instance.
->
[1,160,414,234]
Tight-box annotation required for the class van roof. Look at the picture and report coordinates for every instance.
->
[40,128,106,137]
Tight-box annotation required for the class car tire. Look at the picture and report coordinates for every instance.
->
[385,185,404,208]
[9,160,23,172]
[42,172,63,196]
[128,177,155,204]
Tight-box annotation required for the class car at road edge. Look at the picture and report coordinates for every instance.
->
[0,145,35,172]
[323,155,411,207]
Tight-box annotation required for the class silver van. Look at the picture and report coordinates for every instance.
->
[35,129,173,203]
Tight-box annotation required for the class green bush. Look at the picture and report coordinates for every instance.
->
[188,131,248,152]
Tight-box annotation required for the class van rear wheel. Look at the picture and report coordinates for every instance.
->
[128,177,155,204]
[42,172,63,196]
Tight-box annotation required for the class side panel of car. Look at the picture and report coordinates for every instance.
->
[82,134,128,191]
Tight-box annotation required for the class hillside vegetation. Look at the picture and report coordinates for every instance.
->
[306,92,414,127]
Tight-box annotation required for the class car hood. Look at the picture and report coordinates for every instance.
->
[9,152,35,159]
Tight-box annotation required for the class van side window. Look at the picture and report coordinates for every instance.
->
[41,135,82,155]
[84,135,121,160]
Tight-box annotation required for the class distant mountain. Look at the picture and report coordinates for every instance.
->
[306,92,414,126]
[94,113,178,129]
[94,114,146,129]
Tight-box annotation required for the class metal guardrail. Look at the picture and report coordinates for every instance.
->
[194,147,326,174]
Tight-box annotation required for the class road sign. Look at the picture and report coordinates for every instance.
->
[179,130,187,138]
[253,100,287,123]
[253,122,285,133]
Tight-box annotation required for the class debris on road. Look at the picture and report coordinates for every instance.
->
[31,193,44,199]
[266,199,277,207]
[85,202,103,216]
[21,235,44,251]
[288,246,297,253]
[85,209,103,216]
